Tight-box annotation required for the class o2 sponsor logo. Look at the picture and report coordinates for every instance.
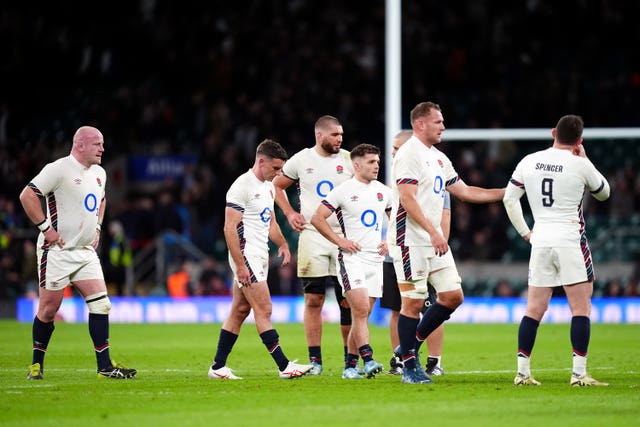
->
[316,180,334,198]
[260,207,272,223]
[361,209,379,230]
[84,193,98,212]
[433,176,444,197]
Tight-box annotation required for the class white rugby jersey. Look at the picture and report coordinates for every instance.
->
[504,147,609,247]
[281,147,353,232]
[321,178,391,261]
[388,136,458,247]
[29,155,106,250]
[226,169,276,256]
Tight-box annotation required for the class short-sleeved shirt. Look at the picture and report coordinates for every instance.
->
[226,169,276,257]
[505,147,608,248]
[388,136,458,247]
[321,178,391,263]
[29,155,106,250]
[282,147,353,233]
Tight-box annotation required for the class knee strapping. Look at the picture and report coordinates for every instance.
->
[428,267,462,292]
[85,292,111,314]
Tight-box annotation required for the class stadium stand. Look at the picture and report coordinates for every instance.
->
[1,1,638,300]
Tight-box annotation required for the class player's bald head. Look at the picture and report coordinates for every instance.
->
[73,126,103,146]
[394,130,412,145]
[392,130,412,157]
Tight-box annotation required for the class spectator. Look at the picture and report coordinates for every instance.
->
[102,220,132,296]
[603,280,624,297]
[494,279,516,297]
[167,260,193,298]
[195,257,230,296]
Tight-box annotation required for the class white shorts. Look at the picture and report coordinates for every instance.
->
[37,246,104,290]
[430,250,456,273]
[388,244,435,283]
[528,246,593,287]
[297,229,338,277]
[388,245,460,299]
[229,251,268,287]
[336,251,383,298]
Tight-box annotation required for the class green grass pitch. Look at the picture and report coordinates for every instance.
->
[1,320,638,427]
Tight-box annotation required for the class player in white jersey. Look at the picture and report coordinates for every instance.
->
[19,126,136,380]
[273,115,354,374]
[311,143,391,379]
[382,130,449,376]
[503,115,610,387]
[388,102,505,384]
[208,139,312,380]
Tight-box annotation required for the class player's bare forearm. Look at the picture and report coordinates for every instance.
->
[310,211,340,247]
[268,217,287,248]
[224,230,245,272]
[272,176,295,215]
[399,193,439,236]
[19,186,47,225]
[97,198,106,226]
[449,180,505,203]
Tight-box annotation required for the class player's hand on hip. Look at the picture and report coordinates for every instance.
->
[92,232,100,250]
[377,240,388,255]
[45,229,64,248]
[339,238,360,254]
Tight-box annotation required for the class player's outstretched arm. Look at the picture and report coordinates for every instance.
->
[503,184,531,240]
[447,179,505,204]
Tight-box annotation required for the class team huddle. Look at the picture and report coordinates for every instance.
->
[20,102,610,386]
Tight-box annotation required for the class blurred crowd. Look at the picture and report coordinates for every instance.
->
[1,1,639,299]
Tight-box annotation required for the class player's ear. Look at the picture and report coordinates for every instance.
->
[551,128,557,139]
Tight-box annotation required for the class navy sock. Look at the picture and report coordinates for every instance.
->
[358,344,374,363]
[344,346,348,363]
[260,329,289,371]
[88,313,111,369]
[398,314,419,369]
[416,303,454,347]
[309,346,322,365]
[570,316,590,356]
[517,316,540,357]
[346,353,359,369]
[212,329,239,369]
[32,316,55,368]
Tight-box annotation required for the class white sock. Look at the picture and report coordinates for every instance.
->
[429,355,442,367]
[517,355,531,377]
[572,354,587,377]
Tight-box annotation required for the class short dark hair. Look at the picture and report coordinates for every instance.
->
[256,139,288,160]
[555,115,584,145]
[350,143,380,160]
[410,102,441,124]
[315,115,341,131]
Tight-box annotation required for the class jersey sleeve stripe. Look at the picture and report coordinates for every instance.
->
[445,176,459,187]
[28,182,44,198]
[509,178,525,189]
[396,178,418,185]
[321,199,336,212]
[590,180,605,194]
[226,202,245,212]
